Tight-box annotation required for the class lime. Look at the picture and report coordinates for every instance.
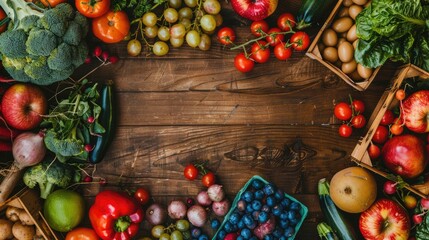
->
[43,189,85,232]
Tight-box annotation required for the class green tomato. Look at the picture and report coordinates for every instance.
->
[43,189,85,232]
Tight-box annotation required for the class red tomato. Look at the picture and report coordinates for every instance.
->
[217,27,236,45]
[372,125,389,144]
[92,10,130,43]
[265,28,284,46]
[202,172,216,187]
[351,99,365,114]
[368,143,381,159]
[65,227,100,240]
[334,102,352,121]
[134,187,151,205]
[234,53,255,73]
[76,0,110,18]
[390,123,404,135]
[250,20,269,37]
[380,109,395,126]
[250,40,270,63]
[274,42,292,61]
[351,114,366,129]
[395,89,406,101]
[184,164,199,181]
[290,31,310,51]
[41,0,67,7]
[338,124,353,138]
[277,13,296,32]
[0,8,7,33]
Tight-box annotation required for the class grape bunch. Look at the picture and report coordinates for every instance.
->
[215,179,304,240]
[148,219,192,240]
[127,0,222,56]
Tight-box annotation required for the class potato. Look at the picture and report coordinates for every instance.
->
[347,24,357,42]
[352,0,368,5]
[322,47,338,63]
[341,60,357,74]
[349,70,365,82]
[357,64,373,79]
[317,42,326,53]
[336,38,347,48]
[0,219,13,240]
[322,29,338,47]
[348,5,363,20]
[332,17,353,33]
[338,41,354,62]
[353,39,359,49]
[343,0,353,7]
[337,7,349,17]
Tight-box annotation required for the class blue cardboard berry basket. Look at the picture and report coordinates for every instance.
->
[212,175,308,240]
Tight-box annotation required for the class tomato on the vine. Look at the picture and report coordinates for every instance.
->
[395,89,406,101]
[351,114,366,129]
[202,172,216,187]
[41,0,67,7]
[217,27,236,45]
[277,13,296,32]
[339,124,353,138]
[380,109,395,126]
[76,0,110,18]
[334,102,352,121]
[184,164,199,180]
[290,31,310,51]
[266,28,284,46]
[92,10,130,43]
[372,125,389,144]
[351,99,365,114]
[250,40,270,63]
[274,42,292,61]
[390,123,404,135]
[134,188,151,205]
[250,20,269,37]
[234,53,255,73]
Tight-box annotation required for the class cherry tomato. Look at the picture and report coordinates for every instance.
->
[250,20,269,37]
[368,143,381,159]
[92,10,130,43]
[403,195,417,209]
[395,89,406,101]
[76,0,110,18]
[40,0,67,7]
[277,13,296,32]
[202,172,216,187]
[351,114,366,129]
[338,124,353,138]
[184,164,199,181]
[351,99,365,114]
[0,8,7,33]
[65,227,100,240]
[390,123,404,135]
[266,28,284,46]
[290,31,310,51]
[234,53,255,73]
[134,187,151,205]
[380,109,395,126]
[274,42,292,61]
[334,102,352,121]
[217,27,236,45]
[372,125,389,144]
[250,40,270,63]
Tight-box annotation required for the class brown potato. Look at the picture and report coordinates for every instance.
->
[323,47,339,63]
[322,29,338,47]
[347,24,357,42]
[348,70,365,82]
[342,60,357,74]
[337,7,349,17]
[338,41,354,62]
[357,64,373,79]
[318,42,326,53]
[352,0,368,5]
[353,39,359,49]
[348,5,363,20]
[343,0,353,7]
[332,17,353,33]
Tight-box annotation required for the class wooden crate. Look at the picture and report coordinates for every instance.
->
[0,188,59,240]
[306,0,381,91]
[351,64,429,198]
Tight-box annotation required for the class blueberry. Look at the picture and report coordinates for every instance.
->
[263,183,276,195]
[241,228,252,239]
[224,222,233,232]
[263,234,274,240]
[242,191,254,202]
[279,219,290,229]
[289,214,301,226]
[251,179,264,189]
[274,189,285,200]
[272,227,283,238]
[281,198,291,209]
[261,205,270,212]
[266,195,277,207]
[290,201,301,211]
[258,211,269,223]
[272,204,284,216]
[198,234,208,240]
[211,219,220,229]
[284,226,295,237]
[217,230,226,240]
[254,189,264,200]
[280,211,289,220]
[243,214,254,226]
[287,209,297,220]
[229,212,241,225]
[246,203,254,213]
[191,228,202,238]
[237,219,245,229]
[251,200,262,211]
[237,236,244,240]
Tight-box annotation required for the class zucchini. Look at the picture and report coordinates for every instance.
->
[318,178,358,240]
[296,0,336,30]
[88,81,115,164]
[317,222,339,240]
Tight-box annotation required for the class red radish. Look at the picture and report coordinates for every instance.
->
[186,204,207,227]
[93,46,102,57]
[168,200,187,220]
[383,181,398,195]
[413,213,424,224]
[421,198,429,210]
[253,216,276,239]
[196,191,212,206]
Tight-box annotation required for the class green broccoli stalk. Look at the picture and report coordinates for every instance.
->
[0,0,89,85]
[23,158,80,199]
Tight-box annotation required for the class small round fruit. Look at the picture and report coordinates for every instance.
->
[127,39,142,56]
[198,34,211,51]
[142,12,158,27]
[203,0,221,15]
[380,109,394,126]
[334,102,352,120]
[322,47,338,63]
[322,29,338,47]
[170,23,186,38]
[403,195,417,209]
[170,37,184,48]
[164,8,179,23]
[351,114,366,129]
[186,30,201,48]
[153,41,169,56]
[383,180,397,195]
[200,14,216,32]
[395,89,406,101]
[372,125,389,144]
[339,124,353,137]
[329,167,377,213]
[158,26,171,41]
[368,143,380,159]
[357,64,373,79]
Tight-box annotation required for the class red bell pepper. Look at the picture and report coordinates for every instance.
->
[89,190,144,240]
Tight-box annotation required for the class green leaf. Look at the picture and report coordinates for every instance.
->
[93,121,106,134]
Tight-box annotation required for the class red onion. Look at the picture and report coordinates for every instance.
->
[207,184,225,202]
[168,200,188,220]
[196,190,212,206]
[186,204,207,227]
[212,199,230,216]
[146,203,167,225]
[253,216,276,239]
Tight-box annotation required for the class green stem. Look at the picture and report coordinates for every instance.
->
[115,216,131,232]
[318,178,330,195]
[230,30,295,50]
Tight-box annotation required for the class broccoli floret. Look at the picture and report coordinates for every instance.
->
[62,22,81,46]
[23,159,79,199]
[71,41,88,67]
[73,13,88,37]
[20,15,40,32]
[0,29,28,58]
[47,42,72,71]
[24,56,52,79]
[26,28,57,56]
[38,3,75,37]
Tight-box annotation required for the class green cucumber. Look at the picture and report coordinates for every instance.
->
[296,0,336,30]
[317,222,339,240]
[88,81,115,164]
[318,178,358,240]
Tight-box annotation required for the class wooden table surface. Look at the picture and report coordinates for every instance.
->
[77,0,399,238]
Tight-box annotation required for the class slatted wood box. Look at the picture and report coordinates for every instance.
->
[0,188,59,240]
[306,0,381,91]
[351,64,429,198]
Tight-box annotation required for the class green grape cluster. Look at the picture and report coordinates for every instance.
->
[145,219,192,240]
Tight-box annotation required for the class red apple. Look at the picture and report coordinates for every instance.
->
[230,0,278,21]
[359,198,410,240]
[382,134,428,178]
[402,90,429,133]
[1,83,47,130]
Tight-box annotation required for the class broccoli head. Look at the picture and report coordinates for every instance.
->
[23,158,79,199]
[26,28,57,56]
[0,29,28,58]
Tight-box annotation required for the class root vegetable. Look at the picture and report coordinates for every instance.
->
[196,191,212,206]
[0,219,13,240]
[145,203,167,225]
[17,212,33,226]
[168,200,187,220]
[212,199,230,216]
[186,204,207,227]
[12,222,35,240]
[6,207,21,222]
[207,184,225,202]
[253,216,276,240]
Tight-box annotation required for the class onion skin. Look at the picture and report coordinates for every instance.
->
[186,205,207,227]
[146,203,167,225]
[196,191,212,206]
[13,132,46,168]
[207,184,225,202]
[168,200,187,220]
[212,199,230,217]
